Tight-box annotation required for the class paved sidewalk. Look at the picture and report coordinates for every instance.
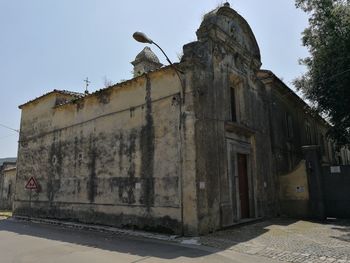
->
[200,218,350,263]
[0,217,283,263]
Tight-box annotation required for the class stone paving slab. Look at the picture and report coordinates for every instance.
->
[200,219,350,263]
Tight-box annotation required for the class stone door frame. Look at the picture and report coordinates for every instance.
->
[227,137,256,223]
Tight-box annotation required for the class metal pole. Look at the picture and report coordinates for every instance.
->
[29,189,32,219]
[152,41,185,103]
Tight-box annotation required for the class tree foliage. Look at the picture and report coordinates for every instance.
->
[294,0,350,146]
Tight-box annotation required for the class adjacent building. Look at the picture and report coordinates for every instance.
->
[0,162,16,210]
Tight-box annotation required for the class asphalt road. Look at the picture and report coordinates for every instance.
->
[0,218,277,263]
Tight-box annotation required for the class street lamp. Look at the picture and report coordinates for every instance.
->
[132,32,153,44]
[133,31,175,69]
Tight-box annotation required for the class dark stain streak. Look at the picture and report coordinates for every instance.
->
[87,135,97,203]
[116,178,136,204]
[127,131,136,176]
[117,133,124,173]
[74,136,78,172]
[14,207,181,234]
[110,130,138,204]
[97,89,111,104]
[126,131,137,204]
[77,180,81,193]
[181,112,187,141]
[76,101,84,111]
[139,75,155,210]
[130,107,135,118]
[47,131,63,205]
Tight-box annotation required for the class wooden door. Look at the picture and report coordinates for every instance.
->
[237,153,249,219]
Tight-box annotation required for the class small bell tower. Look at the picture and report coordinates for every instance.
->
[131,47,163,77]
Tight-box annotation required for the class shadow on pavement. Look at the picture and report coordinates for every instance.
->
[200,218,298,250]
[0,217,296,260]
[0,218,214,260]
[5,217,349,260]
[329,219,350,243]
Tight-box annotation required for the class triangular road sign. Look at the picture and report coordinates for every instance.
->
[25,177,38,190]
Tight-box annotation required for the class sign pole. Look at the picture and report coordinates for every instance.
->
[29,189,32,219]
[25,176,39,219]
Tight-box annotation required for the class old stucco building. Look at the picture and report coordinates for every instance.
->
[13,3,348,235]
[0,162,16,210]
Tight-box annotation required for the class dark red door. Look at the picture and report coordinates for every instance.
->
[237,153,250,219]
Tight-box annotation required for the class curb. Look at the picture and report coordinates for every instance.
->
[13,216,180,242]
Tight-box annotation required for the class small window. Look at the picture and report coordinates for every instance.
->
[337,155,343,165]
[231,87,237,122]
[7,183,12,198]
[305,120,312,144]
[314,128,318,145]
[320,134,326,156]
[285,113,293,139]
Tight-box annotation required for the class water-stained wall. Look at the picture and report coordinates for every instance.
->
[259,71,332,174]
[14,3,341,236]
[181,4,275,234]
[14,69,191,234]
[0,163,16,210]
[279,160,310,217]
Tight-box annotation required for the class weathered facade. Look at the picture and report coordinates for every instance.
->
[13,3,349,235]
[259,71,332,218]
[0,162,16,210]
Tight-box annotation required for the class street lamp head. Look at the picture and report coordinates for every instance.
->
[133,32,153,44]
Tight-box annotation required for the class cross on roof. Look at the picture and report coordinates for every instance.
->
[84,77,91,94]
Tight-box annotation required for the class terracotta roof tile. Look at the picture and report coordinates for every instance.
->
[19,89,84,109]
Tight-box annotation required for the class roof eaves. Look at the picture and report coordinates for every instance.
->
[54,64,176,108]
[258,70,329,126]
[19,89,84,109]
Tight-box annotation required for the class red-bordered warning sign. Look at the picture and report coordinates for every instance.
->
[25,177,39,190]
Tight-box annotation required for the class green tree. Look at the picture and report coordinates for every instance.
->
[294,0,350,146]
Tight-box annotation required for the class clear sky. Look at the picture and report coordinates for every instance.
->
[0,0,309,158]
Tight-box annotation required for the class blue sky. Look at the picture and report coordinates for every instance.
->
[0,0,308,158]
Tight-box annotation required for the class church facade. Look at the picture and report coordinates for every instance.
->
[13,3,347,235]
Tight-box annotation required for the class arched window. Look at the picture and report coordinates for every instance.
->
[231,87,237,122]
